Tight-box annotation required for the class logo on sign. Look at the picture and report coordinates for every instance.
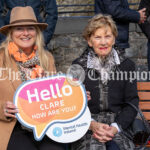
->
[14,75,91,142]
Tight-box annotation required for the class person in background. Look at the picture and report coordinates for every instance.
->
[94,0,146,55]
[0,0,58,48]
[138,0,150,71]
[0,6,66,150]
[71,14,139,150]
[0,0,5,43]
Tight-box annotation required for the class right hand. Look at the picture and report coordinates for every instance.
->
[138,8,146,24]
[90,121,114,143]
[86,91,91,101]
[4,101,18,119]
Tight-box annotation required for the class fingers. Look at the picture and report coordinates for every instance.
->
[90,121,114,142]
[4,101,18,119]
[86,91,91,101]
[109,126,118,135]
[103,124,112,130]
[5,101,16,109]
[138,8,147,23]
[95,127,114,138]
[4,110,16,118]
[141,8,146,11]
[93,133,112,143]
[139,8,146,12]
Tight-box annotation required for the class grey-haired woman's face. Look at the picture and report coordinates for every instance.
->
[11,25,37,55]
[87,26,115,57]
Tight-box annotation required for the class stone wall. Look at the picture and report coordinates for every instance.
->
[127,31,148,72]
[49,33,87,73]
[48,0,148,74]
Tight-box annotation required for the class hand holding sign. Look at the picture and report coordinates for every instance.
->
[14,75,91,142]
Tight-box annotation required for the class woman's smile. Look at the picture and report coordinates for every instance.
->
[11,26,37,55]
[99,47,108,50]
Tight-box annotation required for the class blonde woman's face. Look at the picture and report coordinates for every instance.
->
[88,26,115,57]
[11,26,37,55]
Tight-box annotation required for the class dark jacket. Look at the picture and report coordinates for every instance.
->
[0,0,58,45]
[73,47,139,130]
[138,0,150,39]
[95,0,140,49]
[0,0,5,43]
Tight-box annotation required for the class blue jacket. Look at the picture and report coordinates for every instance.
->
[0,0,58,46]
[95,0,140,49]
[138,0,150,39]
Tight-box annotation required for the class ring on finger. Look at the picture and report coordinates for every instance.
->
[5,109,8,113]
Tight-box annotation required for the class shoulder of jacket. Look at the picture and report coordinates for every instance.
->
[0,48,5,66]
[0,48,5,54]
[119,57,136,71]
[0,48,5,59]
[122,58,135,65]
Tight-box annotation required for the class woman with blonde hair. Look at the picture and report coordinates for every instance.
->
[0,6,65,150]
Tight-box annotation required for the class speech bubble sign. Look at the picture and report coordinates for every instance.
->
[14,75,91,142]
[46,106,91,143]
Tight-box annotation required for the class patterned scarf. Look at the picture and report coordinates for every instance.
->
[87,48,121,111]
[8,42,44,82]
[87,48,120,84]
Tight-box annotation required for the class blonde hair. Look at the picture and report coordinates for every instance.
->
[83,14,118,40]
[0,26,49,70]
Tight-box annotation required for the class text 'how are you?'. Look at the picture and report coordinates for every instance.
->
[14,75,91,143]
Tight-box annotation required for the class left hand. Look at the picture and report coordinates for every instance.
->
[90,121,114,143]
[4,101,18,119]
[138,8,147,24]
[109,126,118,135]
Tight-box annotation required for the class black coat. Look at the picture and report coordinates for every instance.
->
[95,0,140,49]
[73,48,139,130]
[139,0,150,39]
